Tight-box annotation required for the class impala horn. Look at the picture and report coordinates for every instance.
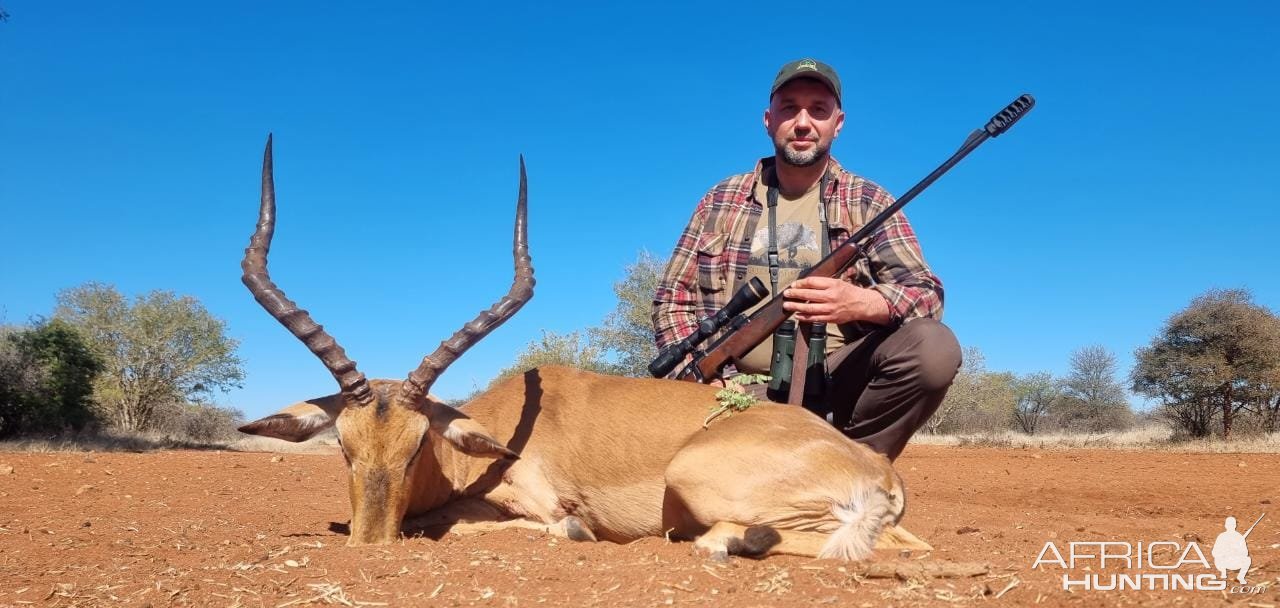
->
[241,135,375,406]
[399,156,534,406]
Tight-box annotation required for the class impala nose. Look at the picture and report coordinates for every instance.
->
[347,468,402,545]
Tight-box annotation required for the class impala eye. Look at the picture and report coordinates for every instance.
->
[405,431,431,474]
[336,436,352,466]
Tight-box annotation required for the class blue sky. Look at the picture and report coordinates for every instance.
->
[2,1,1276,420]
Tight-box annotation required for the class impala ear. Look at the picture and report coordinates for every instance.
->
[238,394,347,443]
[427,404,518,460]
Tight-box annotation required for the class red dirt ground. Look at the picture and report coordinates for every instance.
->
[0,446,1275,607]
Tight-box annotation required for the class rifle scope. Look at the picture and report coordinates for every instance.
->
[648,277,769,378]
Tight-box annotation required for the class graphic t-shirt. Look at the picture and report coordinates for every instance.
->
[734,172,848,374]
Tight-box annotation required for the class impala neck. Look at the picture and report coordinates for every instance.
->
[406,430,505,514]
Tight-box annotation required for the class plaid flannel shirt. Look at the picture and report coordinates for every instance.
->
[652,157,944,375]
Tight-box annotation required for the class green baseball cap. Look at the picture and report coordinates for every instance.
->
[770,58,842,106]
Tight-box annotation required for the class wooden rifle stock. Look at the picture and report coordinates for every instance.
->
[672,93,1036,384]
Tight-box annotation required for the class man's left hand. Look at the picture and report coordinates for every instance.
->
[783,277,892,325]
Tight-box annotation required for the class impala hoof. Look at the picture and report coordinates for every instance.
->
[705,549,730,564]
[563,516,597,542]
[740,526,782,556]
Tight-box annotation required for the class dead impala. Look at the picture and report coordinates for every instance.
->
[238,136,930,559]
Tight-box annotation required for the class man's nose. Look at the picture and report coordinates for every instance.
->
[793,109,813,130]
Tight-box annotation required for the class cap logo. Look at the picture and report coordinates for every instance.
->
[797,59,818,71]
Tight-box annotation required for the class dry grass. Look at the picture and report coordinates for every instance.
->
[6,423,1276,455]
[912,424,1280,453]
[0,427,338,454]
[0,429,231,453]
[225,427,339,454]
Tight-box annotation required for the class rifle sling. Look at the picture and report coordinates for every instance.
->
[789,322,811,405]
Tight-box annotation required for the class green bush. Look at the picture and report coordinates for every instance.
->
[0,320,102,437]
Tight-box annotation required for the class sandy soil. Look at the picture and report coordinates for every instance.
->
[0,446,1275,607]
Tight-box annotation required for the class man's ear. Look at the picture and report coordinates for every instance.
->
[238,394,346,443]
[427,404,517,460]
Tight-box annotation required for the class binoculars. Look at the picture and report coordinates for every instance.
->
[766,320,829,411]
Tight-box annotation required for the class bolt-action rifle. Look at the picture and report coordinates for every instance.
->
[648,94,1037,383]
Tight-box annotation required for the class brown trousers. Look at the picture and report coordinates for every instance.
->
[748,318,961,461]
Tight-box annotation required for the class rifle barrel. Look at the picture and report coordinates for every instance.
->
[841,94,1036,251]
